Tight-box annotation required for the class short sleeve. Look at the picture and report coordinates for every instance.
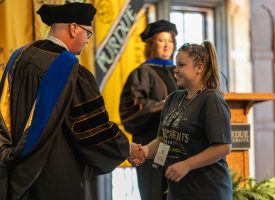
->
[204,92,231,144]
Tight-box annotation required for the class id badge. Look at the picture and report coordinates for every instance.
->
[152,142,170,168]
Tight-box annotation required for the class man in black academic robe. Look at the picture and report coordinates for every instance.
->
[0,3,144,200]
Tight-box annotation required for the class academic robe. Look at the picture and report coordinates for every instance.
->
[0,40,130,200]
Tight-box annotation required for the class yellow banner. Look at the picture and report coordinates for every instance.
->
[93,0,147,166]
[0,0,33,77]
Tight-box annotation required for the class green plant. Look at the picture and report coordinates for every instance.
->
[232,171,275,200]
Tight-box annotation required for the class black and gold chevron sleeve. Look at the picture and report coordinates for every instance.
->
[64,66,129,173]
[66,65,128,146]
[69,95,120,146]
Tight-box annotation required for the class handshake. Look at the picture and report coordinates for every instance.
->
[128,143,148,167]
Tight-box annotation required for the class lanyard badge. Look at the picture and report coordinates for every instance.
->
[152,142,170,168]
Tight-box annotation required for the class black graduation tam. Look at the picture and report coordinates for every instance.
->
[37,3,96,26]
[140,20,178,42]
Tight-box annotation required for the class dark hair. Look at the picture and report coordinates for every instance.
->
[178,41,220,90]
[144,31,177,59]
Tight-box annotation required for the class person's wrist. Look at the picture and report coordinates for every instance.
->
[127,143,133,159]
[183,159,192,173]
[143,146,149,159]
[129,143,132,154]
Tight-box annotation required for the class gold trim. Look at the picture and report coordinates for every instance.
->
[71,109,109,135]
[72,95,102,108]
[23,101,36,132]
[94,131,121,146]
[0,77,11,133]
[78,124,112,140]
[72,121,111,136]
[0,46,29,134]
[70,105,105,120]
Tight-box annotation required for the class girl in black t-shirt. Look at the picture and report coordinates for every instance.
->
[141,41,232,200]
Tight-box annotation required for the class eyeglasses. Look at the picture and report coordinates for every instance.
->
[179,43,203,62]
[76,24,93,39]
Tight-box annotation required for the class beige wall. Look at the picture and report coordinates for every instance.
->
[227,0,252,93]
[251,0,275,180]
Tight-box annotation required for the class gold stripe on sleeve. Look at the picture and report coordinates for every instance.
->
[0,77,12,133]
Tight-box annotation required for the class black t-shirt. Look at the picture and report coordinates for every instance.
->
[158,89,232,200]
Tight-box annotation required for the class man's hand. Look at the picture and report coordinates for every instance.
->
[128,143,147,166]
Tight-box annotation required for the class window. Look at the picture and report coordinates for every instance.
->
[170,6,214,50]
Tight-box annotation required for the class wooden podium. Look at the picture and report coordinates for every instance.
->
[224,93,275,179]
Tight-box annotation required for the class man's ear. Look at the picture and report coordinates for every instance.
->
[68,23,77,38]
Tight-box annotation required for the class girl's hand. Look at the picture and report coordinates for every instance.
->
[165,161,191,182]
